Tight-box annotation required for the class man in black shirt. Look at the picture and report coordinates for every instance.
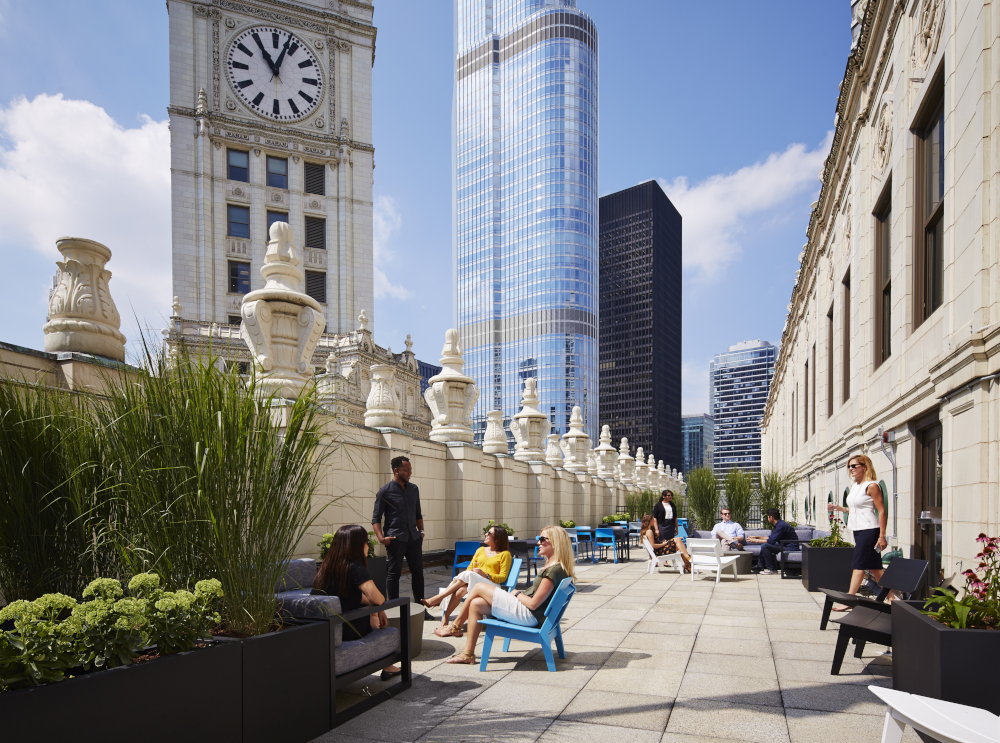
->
[747,508,797,574]
[372,456,425,603]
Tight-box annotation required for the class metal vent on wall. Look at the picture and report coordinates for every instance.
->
[304,163,325,196]
[305,269,327,304]
[305,217,326,250]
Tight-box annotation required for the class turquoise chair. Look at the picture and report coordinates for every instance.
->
[452,540,481,578]
[676,519,689,545]
[575,527,593,560]
[593,527,618,564]
[503,558,523,591]
[477,577,576,672]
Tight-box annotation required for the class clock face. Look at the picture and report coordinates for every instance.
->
[226,26,324,122]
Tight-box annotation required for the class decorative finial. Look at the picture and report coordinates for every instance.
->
[171,296,182,317]
[196,87,208,115]
[357,309,369,332]
[405,334,413,354]
[325,351,338,374]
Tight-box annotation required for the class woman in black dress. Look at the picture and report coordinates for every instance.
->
[312,524,401,679]
[652,490,679,542]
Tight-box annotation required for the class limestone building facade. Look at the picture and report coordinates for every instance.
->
[167,0,375,337]
[762,0,1000,588]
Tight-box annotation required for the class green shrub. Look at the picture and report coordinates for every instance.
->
[318,533,335,559]
[0,594,80,689]
[483,520,515,538]
[723,469,755,530]
[559,520,576,529]
[758,471,794,523]
[73,578,145,671]
[601,513,629,525]
[810,520,853,548]
[686,468,719,531]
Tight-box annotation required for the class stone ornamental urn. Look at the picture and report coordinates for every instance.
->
[510,378,550,461]
[647,453,658,490]
[617,438,635,486]
[240,222,325,399]
[586,449,599,477]
[545,433,563,467]
[482,410,508,454]
[634,447,648,488]
[423,329,479,443]
[43,237,127,361]
[560,406,590,473]
[594,425,617,477]
[365,364,403,428]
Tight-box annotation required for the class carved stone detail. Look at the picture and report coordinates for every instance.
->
[912,0,945,71]
[510,378,550,462]
[364,363,402,428]
[634,447,648,488]
[559,406,590,473]
[423,329,479,443]
[43,237,126,361]
[617,438,634,486]
[482,410,508,454]
[873,102,891,172]
[545,433,563,467]
[594,425,617,477]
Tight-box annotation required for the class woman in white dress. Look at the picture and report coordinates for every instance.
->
[828,454,888,610]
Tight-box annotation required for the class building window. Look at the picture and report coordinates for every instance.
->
[266,155,288,189]
[304,162,325,195]
[266,210,287,235]
[228,315,241,325]
[811,344,816,434]
[914,79,944,327]
[305,269,326,303]
[229,261,250,294]
[827,306,834,417]
[305,216,326,250]
[227,149,249,182]
[228,205,250,238]
[842,270,851,403]
[875,192,892,366]
[803,360,809,443]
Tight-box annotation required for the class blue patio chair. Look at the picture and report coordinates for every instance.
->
[575,527,593,559]
[452,540,481,578]
[566,532,580,560]
[503,558,523,591]
[676,519,689,545]
[593,527,618,564]
[477,577,576,672]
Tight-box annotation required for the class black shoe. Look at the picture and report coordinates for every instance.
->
[380,668,402,681]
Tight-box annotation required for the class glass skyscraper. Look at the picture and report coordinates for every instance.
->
[681,414,714,474]
[455,0,599,447]
[710,340,777,477]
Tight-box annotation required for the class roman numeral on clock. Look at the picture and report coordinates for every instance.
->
[287,99,300,115]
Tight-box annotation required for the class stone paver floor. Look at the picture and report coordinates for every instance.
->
[312,559,921,743]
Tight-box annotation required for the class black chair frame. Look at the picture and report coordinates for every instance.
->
[830,598,892,674]
[778,539,802,579]
[819,558,928,630]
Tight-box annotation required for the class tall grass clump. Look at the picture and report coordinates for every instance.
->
[758,471,794,522]
[94,342,333,637]
[722,469,755,530]
[686,467,719,532]
[625,490,659,522]
[0,381,118,602]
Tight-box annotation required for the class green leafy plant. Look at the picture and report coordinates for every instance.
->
[601,513,629,525]
[367,531,379,556]
[758,471,794,525]
[73,578,145,671]
[318,533,335,559]
[624,491,659,522]
[923,534,1000,629]
[722,469,755,530]
[483,520,515,538]
[128,573,223,655]
[0,593,80,689]
[686,468,719,532]
[559,520,576,529]
[809,519,853,548]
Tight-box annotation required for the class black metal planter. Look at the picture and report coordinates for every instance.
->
[367,555,388,597]
[892,600,1000,715]
[241,619,331,743]
[0,640,243,742]
[801,544,855,593]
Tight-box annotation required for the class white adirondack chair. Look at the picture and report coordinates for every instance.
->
[869,685,1000,743]
[687,538,739,583]
[642,536,685,574]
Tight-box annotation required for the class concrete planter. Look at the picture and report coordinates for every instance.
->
[801,544,854,592]
[892,600,1000,715]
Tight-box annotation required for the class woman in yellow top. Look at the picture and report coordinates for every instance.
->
[422,526,512,637]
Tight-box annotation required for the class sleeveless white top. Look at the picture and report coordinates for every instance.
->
[846,480,881,531]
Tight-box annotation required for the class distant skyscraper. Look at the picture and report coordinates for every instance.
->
[417,359,442,396]
[455,0,599,447]
[682,414,714,473]
[599,181,682,470]
[710,340,777,477]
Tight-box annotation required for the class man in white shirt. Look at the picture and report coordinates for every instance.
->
[711,508,745,550]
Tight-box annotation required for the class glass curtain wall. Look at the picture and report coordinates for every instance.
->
[455,0,599,448]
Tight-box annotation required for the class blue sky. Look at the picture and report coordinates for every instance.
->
[0,0,850,415]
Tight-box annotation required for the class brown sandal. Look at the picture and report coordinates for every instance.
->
[445,651,477,665]
[434,623,462,638]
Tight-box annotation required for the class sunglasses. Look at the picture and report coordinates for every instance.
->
[537,536,551,544]
[848,463,864,470]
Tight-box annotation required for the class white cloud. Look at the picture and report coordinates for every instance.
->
[659,133,833,278]
[682,361,710,416]
[372,194,411,300]
[0,94,170,346]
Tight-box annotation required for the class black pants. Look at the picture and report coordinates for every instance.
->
[385,537,424,601]
[760,543,782,571]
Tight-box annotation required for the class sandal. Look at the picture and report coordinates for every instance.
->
[445,651,477,665]
[420,598,438,609]
[434,623,462,638]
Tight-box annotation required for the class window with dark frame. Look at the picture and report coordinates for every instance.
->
[811,343,816,434]
[266,210,287,235]
[804,360,809,442]
[266,155,288,189]
[304,162,325,195]
[842,270,851,403]
[228,315,241,325]
[227,205,250,238]
[827,306,834,417]
[304,216,326,250]
[305,269,326,304]
[228,261,250,294]
[914,77,945,327]
[227,149,249,182]
[875,190,892,367]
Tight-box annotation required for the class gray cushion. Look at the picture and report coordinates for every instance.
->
[783,552,803,563]
[811,529,831,540]
[276,593,344,645]
[275,558,318,593]
[692,530,714,539]
[744,545,762,556]
[335,626,400,675]
[744,529,771,539]
[793,528,815,542]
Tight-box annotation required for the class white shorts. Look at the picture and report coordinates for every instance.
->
[490,587,538,627]
[454,570,494,592]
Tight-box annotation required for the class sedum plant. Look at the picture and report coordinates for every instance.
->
[0,594,80,689]
[128,573,223,655]
[73,578,146,671]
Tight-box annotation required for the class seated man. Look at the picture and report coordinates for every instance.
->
[745,508,797,575]
[711,508,745,550]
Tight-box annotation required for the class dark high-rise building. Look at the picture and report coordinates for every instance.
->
[682,414,714,473]
[599,180,682,471]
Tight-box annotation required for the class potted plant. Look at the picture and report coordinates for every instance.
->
[892,534,1000,715]
[801,519,855,592]
[559,520,576,529]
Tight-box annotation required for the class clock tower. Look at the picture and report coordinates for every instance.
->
[167,0,375,336]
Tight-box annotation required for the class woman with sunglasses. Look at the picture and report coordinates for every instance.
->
[443,525,574,665]
[828,454,887,610]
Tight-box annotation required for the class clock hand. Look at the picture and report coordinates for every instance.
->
[251,33,277,76]
[272,35,293,77]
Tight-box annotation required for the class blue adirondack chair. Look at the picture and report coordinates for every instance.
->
[502,557,523,591]
[452,540,481,578]
[677,518,689,545]
[477,577,576,672]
